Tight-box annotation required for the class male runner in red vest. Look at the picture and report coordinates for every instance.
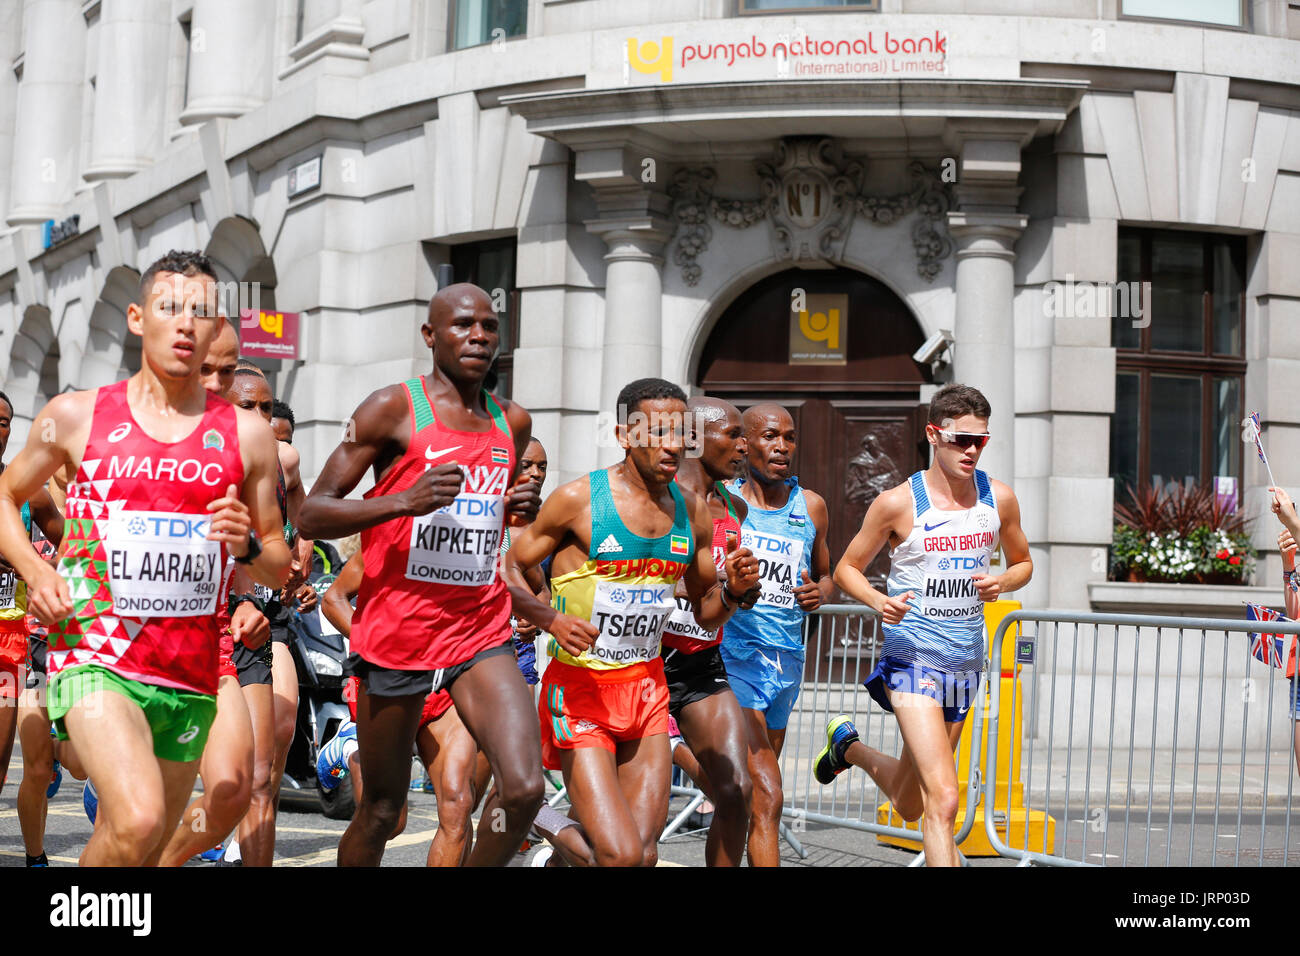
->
[298,282,543,867]
[0,250,292,866]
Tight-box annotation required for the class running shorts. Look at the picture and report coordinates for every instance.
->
[865,655,981,724]
[719,644,803,730]
[662,644,731,720]
[0,621,26,699]
[539,657,669,771]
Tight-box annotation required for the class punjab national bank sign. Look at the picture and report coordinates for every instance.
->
[239,309,300,360]
[624,24,950,84]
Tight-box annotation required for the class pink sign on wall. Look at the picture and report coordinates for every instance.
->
[239,309,300,360]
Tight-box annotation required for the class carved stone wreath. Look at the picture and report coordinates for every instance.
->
[667,137,953,287]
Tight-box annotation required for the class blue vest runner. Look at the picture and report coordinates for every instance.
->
[722,476,817,659]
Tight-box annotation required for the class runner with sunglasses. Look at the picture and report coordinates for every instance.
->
[815,383,1032,867]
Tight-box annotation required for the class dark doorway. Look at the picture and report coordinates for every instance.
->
[697,267,932,678]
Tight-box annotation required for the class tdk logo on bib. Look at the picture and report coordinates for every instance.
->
[936,555,987,571]
[608,587,667,606]
[751,534,793,555]
[126,516,210,538]
[439,497,500,518]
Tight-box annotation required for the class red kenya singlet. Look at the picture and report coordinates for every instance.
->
[49,380,245,696]
[352,378,516,670]
[661,481,743,655]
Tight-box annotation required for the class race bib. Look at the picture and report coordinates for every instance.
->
[106,509,221,618]
[588,579,675,664]
[406,493,504,587]
[919,572,982,621]
[742,530,804,610]
[662,595,717,644]
[0,570,16,610]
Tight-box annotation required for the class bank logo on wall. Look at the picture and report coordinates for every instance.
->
[789,294,847,366]
[627,37,673,82]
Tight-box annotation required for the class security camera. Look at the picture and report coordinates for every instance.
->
[912,329,955,366]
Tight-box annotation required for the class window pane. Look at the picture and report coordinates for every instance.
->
[1149,374,1202,485]
[1150,235,1204,353]
[742,0,872,8]
[1122,0,1241,26]
[453,0,526,50]
[1211,239,1243,356]
[1113,232,1142,350]
[1212,375,1241,481]
[1111,371,1141,494]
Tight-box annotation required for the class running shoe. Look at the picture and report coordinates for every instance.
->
[82,780,98,824]
[530,846,554,868]
[813,715,859,785]
[198,844,225,863]
[316,720,358,791]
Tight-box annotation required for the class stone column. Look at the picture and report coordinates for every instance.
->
[7,0,86,225]
[84,0,171,180]
[179,0,273,125]
[947,211,1026,482]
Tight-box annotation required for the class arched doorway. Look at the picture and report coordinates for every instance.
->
[697,267,933,588]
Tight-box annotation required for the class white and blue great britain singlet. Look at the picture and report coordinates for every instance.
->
[881,470,1001,673]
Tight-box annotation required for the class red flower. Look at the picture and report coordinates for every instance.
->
[1229,556,1242,566]
[1216,549,1230,559]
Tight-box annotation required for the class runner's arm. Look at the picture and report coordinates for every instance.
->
[834,485,910,617]
[977,480,1032,600]
[0,393,88,622]
[501,399,541,525]
[322,551,363,638]
[279,441,314,590]
[297,386,461,539]
[794,489,834,611]
[30,484,64,548]
[229,409,294,590]
[501,479,585,632]
[683,490,759,631]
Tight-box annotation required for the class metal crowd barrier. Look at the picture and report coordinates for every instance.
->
[776,604,985,864]
[984,610,1300,867]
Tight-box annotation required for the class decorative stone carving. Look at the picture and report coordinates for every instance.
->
[667,138,954,286]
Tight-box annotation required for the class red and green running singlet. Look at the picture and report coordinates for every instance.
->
[48,381,245,696]
[352,378,516,670]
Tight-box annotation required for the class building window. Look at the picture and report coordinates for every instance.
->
[451,0,526,51]
[450,238,518,398]
[1120,0,1244,28]
[295,0,306,43]
[180,15,192,108]
[739,0,879,11]
[1109,229,1246,499]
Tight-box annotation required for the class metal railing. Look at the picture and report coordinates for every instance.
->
[776,604,985,862]
[983,609,1300,867]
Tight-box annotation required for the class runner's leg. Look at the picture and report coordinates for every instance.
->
[337,681,422,866]
[143,757,211,867]
[676,691,752,866]
[417,707,480,866]
[888,691,965,867]
[449,652,543,867]
[159,675,252,865]
[64,690,191,866]
[16,690,53,857]
[560,746,646,867]
[741,707,783,867]
[268,640,298,809]
[237,682,277,866]
[614,733,672,867]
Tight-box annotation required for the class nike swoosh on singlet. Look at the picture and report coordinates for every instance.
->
[425,445,462,461]
[924,519,953,531]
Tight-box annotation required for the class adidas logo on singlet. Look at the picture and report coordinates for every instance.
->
[597,534,623,554]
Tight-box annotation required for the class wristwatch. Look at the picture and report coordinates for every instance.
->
[234,530,263,566]
[1285,569,1298,593]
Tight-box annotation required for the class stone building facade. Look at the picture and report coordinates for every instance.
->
[0,0,1298,623]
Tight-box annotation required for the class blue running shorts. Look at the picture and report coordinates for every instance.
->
[720,645,803,730]
[865,656,981,724]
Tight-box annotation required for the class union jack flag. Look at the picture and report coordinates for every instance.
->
[1246,602,1296,676]
[1249,412,1269,465]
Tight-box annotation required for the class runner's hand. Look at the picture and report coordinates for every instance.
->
[722,541,759,597]
[232,602,271,650]
[1280,528,1297,570]
[292,582,318,614]
[26,563,72,626]
[207,483,253,556]
[400,463,463,517]
[972,573,1001,602]
[878,590,915,626]
[550,613,599,658]
[506,478,541,527]
[793,568,823,612]
[514,620,540,640]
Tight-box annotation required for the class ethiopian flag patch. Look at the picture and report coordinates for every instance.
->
[670,535,689,556]
[491,446,510,465]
